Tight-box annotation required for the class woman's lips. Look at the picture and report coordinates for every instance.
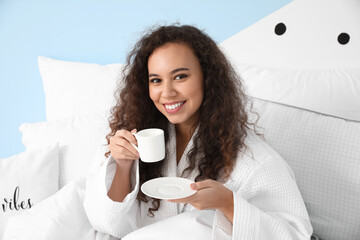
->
[163,101,186,113]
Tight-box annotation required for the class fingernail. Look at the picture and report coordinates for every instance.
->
[190,183,195,190]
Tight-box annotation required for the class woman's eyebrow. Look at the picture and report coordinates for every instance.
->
[148,73,159,78]
[171,67,189,74]
[149,67,190,78]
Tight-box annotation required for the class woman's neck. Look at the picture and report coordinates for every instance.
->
[175,124,192,142]
[175,123,197,164]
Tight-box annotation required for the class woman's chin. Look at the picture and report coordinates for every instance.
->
[166,118,182,125]
[164,115,184,125]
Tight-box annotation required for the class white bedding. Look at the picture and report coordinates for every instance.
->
[3,176,118,240]
[3,175,214,240]
[252,98,360,240]
[6,97,360,240]
[3,177,95,240]
[6,0,359,239]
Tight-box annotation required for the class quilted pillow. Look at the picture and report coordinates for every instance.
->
[251,97,360,240]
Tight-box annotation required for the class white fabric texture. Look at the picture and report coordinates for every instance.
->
[0,144,59,239]
[239,65,360,121]
[83,124,312,239]
[2,175,128,240]
[3,177,95,240]
[38,56,123,121]
[122,210,214,240]
[19,112,109,188]
[252,97,360,240]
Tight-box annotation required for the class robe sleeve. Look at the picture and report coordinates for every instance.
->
[83,156,140,238]
[212,156,313,240]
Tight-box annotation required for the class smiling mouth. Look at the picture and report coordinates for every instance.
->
[164,101,186,113]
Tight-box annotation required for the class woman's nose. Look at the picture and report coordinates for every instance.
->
[161,80,176,98]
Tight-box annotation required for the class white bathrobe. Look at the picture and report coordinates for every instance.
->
[83,124,313,239]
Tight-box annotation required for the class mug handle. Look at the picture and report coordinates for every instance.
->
[130,132,139,152]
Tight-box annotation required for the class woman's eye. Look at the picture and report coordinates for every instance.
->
[150,78,161,83]
[175,74,187,80]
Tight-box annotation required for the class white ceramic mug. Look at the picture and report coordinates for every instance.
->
[131,128,165,163]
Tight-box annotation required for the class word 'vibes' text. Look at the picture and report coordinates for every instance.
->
[1,186,33,213]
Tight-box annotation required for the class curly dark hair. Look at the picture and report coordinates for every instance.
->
[106,24,256,216]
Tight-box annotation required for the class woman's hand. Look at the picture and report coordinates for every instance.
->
[168,179,234,223]
[109,129,140,169]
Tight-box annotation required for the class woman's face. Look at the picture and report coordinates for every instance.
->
[148,42,204,128]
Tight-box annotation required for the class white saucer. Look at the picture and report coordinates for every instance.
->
[141,177,197,200]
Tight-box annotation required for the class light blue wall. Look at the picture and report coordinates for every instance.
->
[0,0,291,158]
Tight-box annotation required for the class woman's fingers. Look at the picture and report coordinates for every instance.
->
[110,129,140,160]
[110,145,136,160]
[112,135,139,157]
[168,179,232,211]
[190,179,214,190]
[115,129,138,145]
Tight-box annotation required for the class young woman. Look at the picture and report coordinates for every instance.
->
[84,25,312,239]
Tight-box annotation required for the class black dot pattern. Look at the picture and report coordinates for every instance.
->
[275,23,286,35]
[338,33,350,45]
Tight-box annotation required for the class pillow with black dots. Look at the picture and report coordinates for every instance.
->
[220,0,359,69]
[219,0,360,120]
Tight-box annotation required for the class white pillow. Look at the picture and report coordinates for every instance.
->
[19,112,109,188]
[252,97,360,240]
[38,56,123,121]
[240,65,360,121]
[0,144,59,239]
[3,177,95,240]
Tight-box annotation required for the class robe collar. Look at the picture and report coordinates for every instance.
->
[165,123,200,181]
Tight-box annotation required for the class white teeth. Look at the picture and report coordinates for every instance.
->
[165,101,184,110]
